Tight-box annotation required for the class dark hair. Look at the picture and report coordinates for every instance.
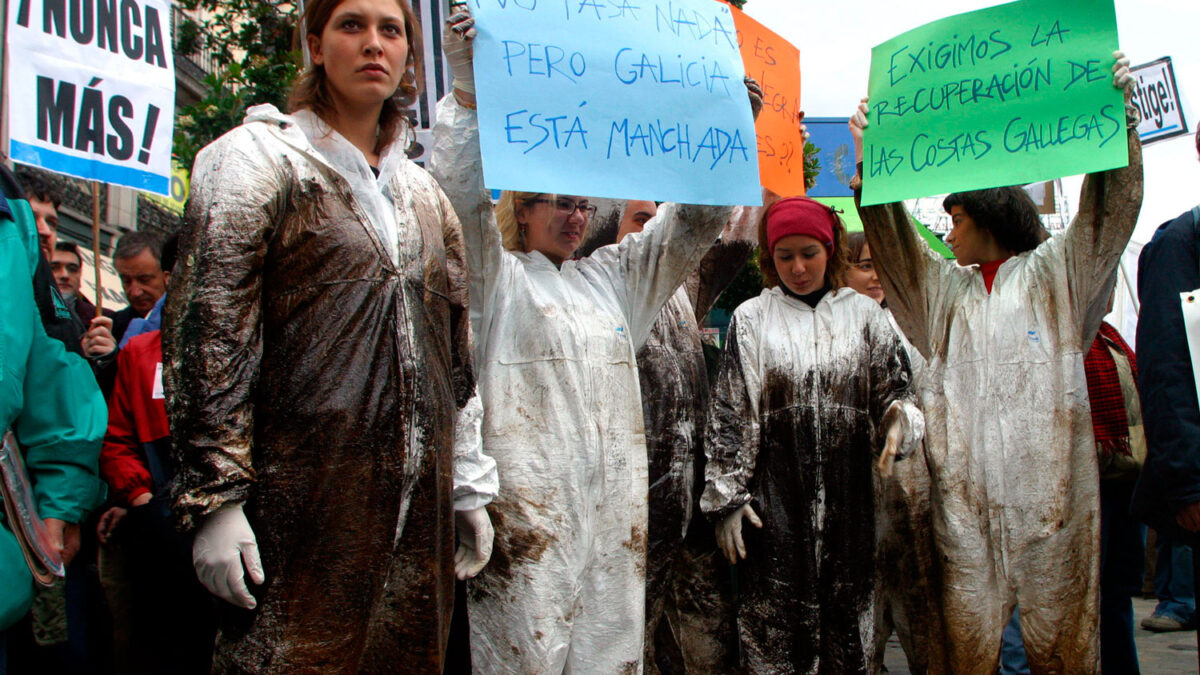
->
[54,241,81,264]
[1195,127,1199,158]
[846,231,868,263]
[22,174,61,209]
[942,186,1049,255]
[161,233,180,275]
[114,231,164,263]
[757,204,850,291]
[289,0,423,154]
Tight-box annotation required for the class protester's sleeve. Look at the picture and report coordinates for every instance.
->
[430,96,511,357]
[688,203,762,321]
[867,303,924,461]
[701,309,762,520]
[17,315,107,523]
[1,204,106,523]
[1136,213,1200,518]
[163,129,279,531]
[433,179,499,509]
[436,182,478,408]
[452,394,498,510]
[99,347,153,506]
[1057,118,1143,346]
[854,177,957,361]
[603,201,732,350]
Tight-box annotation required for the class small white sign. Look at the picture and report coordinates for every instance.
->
[152,362,164,400]
[1131,57,1189,145]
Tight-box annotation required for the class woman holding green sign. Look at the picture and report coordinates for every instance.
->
[430,7,762,672]
[850,51,1142,673]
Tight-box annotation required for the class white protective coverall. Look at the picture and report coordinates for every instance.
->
[430,96,732,673]
[702,287,924,673]
[856,123,1143,673]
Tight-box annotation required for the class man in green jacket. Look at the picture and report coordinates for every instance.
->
[0,162,106,636]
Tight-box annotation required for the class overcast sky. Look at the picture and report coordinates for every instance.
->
[743,0,1199,243]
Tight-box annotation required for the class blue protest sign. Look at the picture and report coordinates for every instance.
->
[469,0,762,206]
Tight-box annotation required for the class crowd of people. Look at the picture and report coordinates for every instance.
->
[2,0,1198,672]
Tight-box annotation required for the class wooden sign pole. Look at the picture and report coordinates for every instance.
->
[91,181,103,314]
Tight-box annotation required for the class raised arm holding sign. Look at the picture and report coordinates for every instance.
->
[429,5,763,671]
[848,15,1144,668]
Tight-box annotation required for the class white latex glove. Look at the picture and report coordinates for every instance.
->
[443,2,476,95]
[716,503,762,564]
[454,507,494,580]
[1112,50,1132,92]
[876,415,904,478]
[850,96,869,164]
[193,503,264,609]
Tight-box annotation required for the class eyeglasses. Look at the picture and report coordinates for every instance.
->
[525,197,597,218]
[51,262,81,274]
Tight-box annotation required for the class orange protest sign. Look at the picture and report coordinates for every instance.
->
[728,4,804,196]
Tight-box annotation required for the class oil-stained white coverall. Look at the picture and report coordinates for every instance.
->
[702,287,924,673]
[431,96,731,673]
[856,123,1143,673]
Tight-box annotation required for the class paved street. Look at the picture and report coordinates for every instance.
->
[882,597,1200,674]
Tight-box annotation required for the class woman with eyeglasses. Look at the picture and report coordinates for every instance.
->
[845,230,947,673]
[701,197,924,673]
[429,8,762,672]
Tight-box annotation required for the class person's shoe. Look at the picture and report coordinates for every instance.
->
[1140,613,1196,632]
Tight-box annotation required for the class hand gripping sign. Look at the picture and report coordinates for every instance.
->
[7,0,176,195]
[470,0,762,207]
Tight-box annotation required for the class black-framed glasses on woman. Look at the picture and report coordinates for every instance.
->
[525,197,598,218]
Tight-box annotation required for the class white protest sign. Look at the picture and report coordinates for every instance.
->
[470,0,762,206]
[76,246,129,311]
[1130,57,1189,145]
[7,0,176,195]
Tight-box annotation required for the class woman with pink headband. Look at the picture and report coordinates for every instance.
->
[701,196,925,673]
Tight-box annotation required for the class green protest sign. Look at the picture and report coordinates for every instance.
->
[860,0,1127,206]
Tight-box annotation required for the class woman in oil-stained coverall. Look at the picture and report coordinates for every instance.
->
[1,162,106,631]
[702,197,924,673]
[430,11,758,672]
[845,231,950,674]
[163,0,497,670]
[849,52,1143,673]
